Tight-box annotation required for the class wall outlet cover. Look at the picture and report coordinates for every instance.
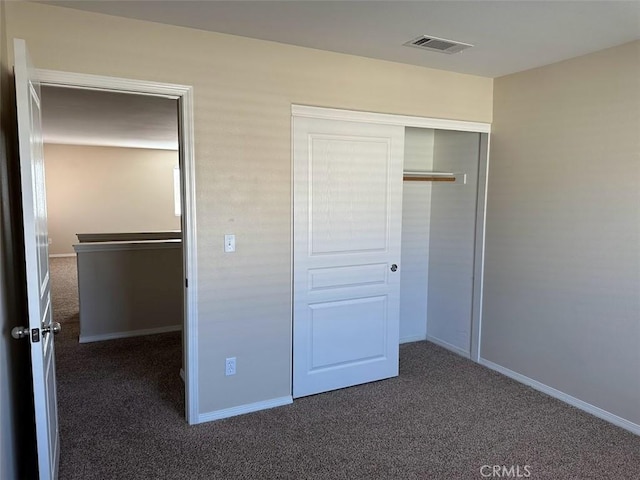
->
[225,357,236,376]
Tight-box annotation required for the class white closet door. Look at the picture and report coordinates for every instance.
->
[293,116,404,398]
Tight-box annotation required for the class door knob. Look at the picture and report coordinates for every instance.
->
[11,326,29,340]
[390,264,398,272]
[42,322,61,335]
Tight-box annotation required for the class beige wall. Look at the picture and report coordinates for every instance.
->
[5,1,493,416]
[44,144,180,255]
[483,41,640,427]
[75,242,183,342]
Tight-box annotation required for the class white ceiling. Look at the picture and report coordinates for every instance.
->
[45,0,640,78]
[38,1,639,149]
[41,86,179,150]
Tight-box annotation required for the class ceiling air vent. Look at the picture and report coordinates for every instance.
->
[404,35,473,54]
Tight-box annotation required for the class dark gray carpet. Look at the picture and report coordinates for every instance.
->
[51,261,640,480]
[50,257,79,323]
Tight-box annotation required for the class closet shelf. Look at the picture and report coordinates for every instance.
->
[403,171,457,182]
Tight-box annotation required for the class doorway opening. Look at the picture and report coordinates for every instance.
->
[36,70,198,425]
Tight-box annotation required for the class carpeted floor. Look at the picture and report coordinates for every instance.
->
[51,258,640,480]
[50,257,79,323]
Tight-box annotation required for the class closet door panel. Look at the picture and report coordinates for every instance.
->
[293,116,404,398]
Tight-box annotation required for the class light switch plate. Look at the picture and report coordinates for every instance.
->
[224,234,235,253]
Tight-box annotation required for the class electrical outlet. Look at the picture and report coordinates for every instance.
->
[225,357,236,376]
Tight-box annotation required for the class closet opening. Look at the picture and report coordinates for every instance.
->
[291,105,490,398]
[400,127,489,359]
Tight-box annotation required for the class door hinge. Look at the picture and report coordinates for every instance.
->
[185,278,188,288]
[31,328,40,343]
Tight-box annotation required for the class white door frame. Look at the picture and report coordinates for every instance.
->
[36,69,199,424]
[292,105,490,363]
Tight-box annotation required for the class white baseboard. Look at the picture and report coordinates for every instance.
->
[49,253,76,258]
[79,325,182,343]
[426,335,470,359]
[480,358,640,436]
[198,396,293,424]
[400,334,427,344]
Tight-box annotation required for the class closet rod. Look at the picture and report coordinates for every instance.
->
[403,171,456,182]
[403,176,456,182]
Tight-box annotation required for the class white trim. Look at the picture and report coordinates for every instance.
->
[288,107,295,399]
[470,133,490,362]
[35,68,200,425]
[291,105,491,133]
[79,325,182,344]
[48,253,75,258]
[198,396,293,424]
[400,335,427,344]
[73,240,181,253]
[426,335,470,359]
[477,134,491,362]
[480,358,640,436]
[178,82,199,425]
[35,69,187,98]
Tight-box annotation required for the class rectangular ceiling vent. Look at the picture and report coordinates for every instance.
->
[404,35,473,54]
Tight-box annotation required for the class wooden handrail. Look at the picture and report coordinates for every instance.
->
[403,176,456,182]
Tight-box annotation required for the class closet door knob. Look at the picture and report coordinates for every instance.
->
[390,264,398,272]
